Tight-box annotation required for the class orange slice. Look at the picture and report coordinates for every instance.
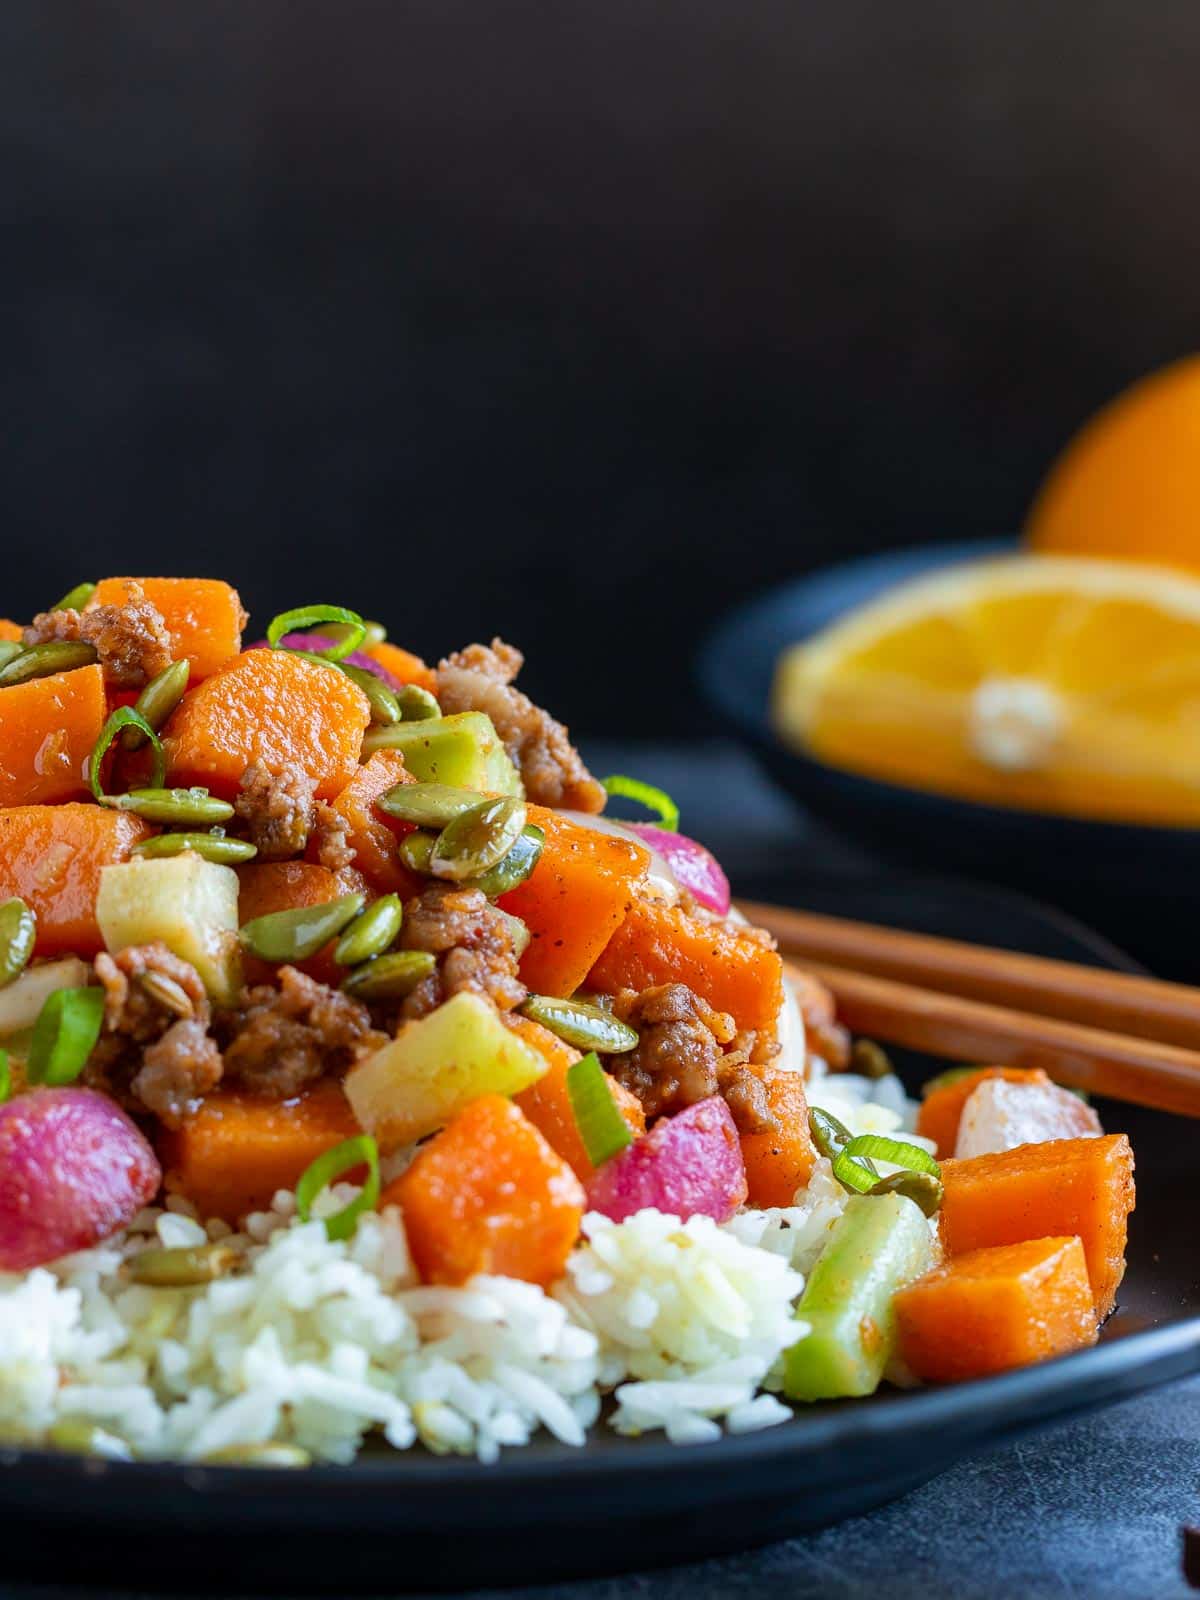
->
[772,554,1200,825]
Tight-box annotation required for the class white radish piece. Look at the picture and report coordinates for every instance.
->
[955,1076,1102,1159]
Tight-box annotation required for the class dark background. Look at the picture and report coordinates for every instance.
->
[3,3,1198,734]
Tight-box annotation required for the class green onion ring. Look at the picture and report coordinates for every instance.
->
[566,1051,635,1168]
[26,986,106,1086]
[832,1133,940,1194]
[295,1134,381,1242]
[90,707,165,800]
[600,775,680,833]
[0,1048,10,1103]
[265,605,366,662]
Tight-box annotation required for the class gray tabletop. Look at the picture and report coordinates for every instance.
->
[9,744,1196,1600]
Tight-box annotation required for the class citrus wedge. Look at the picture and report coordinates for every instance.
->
[772,555,1200,825]
[1027,354,1200,572]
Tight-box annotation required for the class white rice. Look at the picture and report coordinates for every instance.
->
[0,1069,921,1465]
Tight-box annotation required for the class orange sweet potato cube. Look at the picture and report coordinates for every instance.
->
[90,577,245,680]
[507,1013,645,1183]
[895,1235,1098,1383]
[0,802,153,955]
[939,1134,1135,1318]
[318,750,421,897]
[385,1095,585,1287]
[739,1067,817,1208]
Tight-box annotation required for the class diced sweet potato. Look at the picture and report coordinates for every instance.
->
[498,808,650,998]
[365,641,438,694]
[0,803,153,956]
[917,1068,1052,1159]
[939,1134,1135,1318]
[955,1076,1102,1159]
[506,1013,646,1182]
[585,1095,748,1224]
[588,896,784,1040]
[895,1236,1098,1382]
[158,1079,361,1224]
[0,619,23,642]
[0,664,107,806]
[236,860,364,985]
[163,648,370,801]
[385,1094,584,1287]
[317,750,421,897]
[739,1068,817,1207]
[90,577,245,680]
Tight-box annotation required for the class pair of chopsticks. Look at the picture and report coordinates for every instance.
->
[741,899,1200,1118]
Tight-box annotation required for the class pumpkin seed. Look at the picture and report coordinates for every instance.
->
[496,908,531,960]
[128,1242,240,1287]
[50,580,97,612]
[133,833,258,865]
[850,1039,893,1080]
[46,1420,133,1460]
[431,797,527,882]
[137,969,196,1019]
[398,830,438,874]
[866,1169,944,1217]
[0,899,36,990]
[334,894,404,966]
[520,994,639,1054]
[362,620,387,648]
[341,949,436,1001]
[396,683,441,721]
[99,786,234,827]
[465,824,544,898]
[0,641,24,669]
[342,663,403,726]
[378,782,484,828]
[240,892,365,964]
[122,658,190,749]
[202,1442,311,1468]
[0,640,98,686]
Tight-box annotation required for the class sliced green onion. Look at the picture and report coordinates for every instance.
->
[90,707,165,800]
[266,605,366,662]
[809,1106,878,1190]
[295,1134,381,1242]
[600,775,680,833]
[0,1048,10,1103]
[26,986,106,1086]
[51,580,96,612]
[832,1134,941,1195]
[567,1051,634,1168]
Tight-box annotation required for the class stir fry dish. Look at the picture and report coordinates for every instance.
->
[0,579,1136,1465]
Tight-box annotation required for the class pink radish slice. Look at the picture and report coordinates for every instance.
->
[625,824,732,916]
[0,1089,162,1270]
[246,633,403,691]
[585,1096,747,1224]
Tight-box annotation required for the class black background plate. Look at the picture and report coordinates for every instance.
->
[697,540,1200,976]
[1,875,1198,1593]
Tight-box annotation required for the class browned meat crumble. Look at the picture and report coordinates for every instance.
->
[435,639,606,812]
[89,943,222,1125]
[218,964,386,1098]
[397,881,527,1021]
[311,799,357,872]
[25,579,174,689]
[609,982,778,1135]
[235,760,318,860]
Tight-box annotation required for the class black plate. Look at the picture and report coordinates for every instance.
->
[697,540,1200,975]
[2,875,1197,1593]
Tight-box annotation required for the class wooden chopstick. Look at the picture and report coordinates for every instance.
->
[786,959,1200,1119]
[745,900,1200,1051]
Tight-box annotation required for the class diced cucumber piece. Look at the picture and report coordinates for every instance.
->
[0,957,91,1039]
[365,713,522,796]
[345,990,547,1148]
[96,855,243,1006]
[784,1192,937,1401]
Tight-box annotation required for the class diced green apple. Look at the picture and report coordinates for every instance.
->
[344,991,547,1148]
[364,713,522,795]
[96,855,242,1006]
[784,1192,938,1401]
